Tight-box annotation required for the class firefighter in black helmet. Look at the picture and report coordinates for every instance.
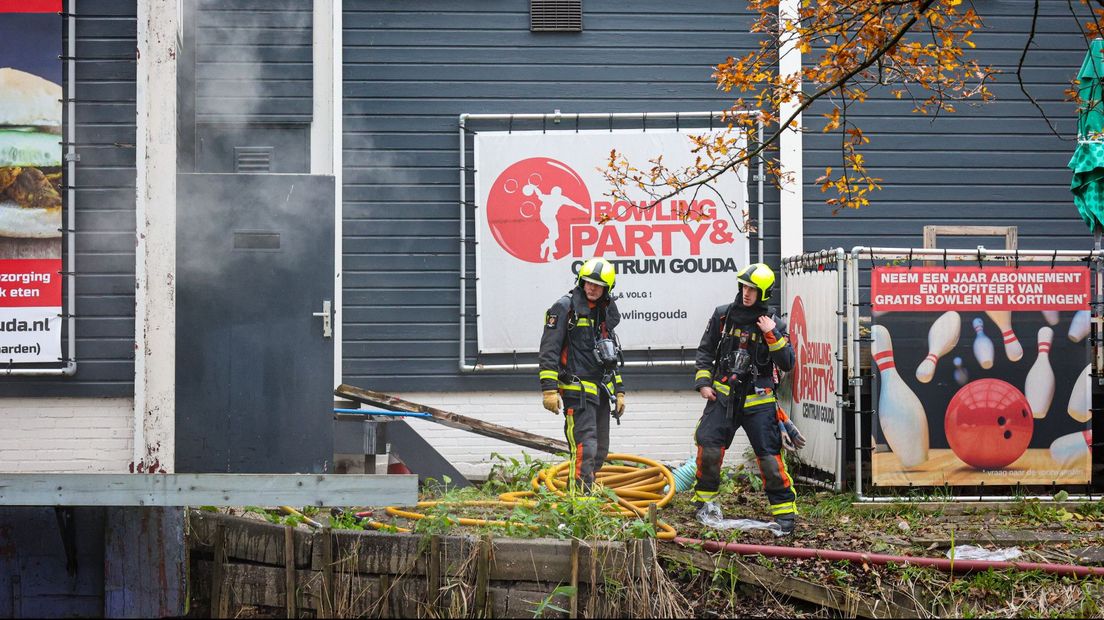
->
[691,262,805,535]
[538,258,626,492]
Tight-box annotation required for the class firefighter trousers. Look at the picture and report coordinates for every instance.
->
[693,393,797,517]
[563,393,611,491]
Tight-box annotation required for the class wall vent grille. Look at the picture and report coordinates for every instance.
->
[530,0,582,32]
[234,146,274,173]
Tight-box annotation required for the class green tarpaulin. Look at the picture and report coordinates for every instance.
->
[1069,39,1104,234]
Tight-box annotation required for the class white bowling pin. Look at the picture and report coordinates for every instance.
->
[985,310,1023,362]
[1068,363,1092,423]
[1050,430,1091,468]
[1069,310,1090,343]
[1024,327,1054,419]
[915,311,961,383]
[1041,311,1060,326]
[952,357,968,386]
[971,317,995,370]
[872,325,930,468]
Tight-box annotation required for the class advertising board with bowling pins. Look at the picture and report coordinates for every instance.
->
[869,266,1092,486]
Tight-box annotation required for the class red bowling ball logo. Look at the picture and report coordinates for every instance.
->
[485,157,592,263]
[944,378,1034,469]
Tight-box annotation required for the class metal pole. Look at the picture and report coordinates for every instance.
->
[460,110,756,123]
[849,247,863,499]
[458,115,468,373]
[757,115,764,263]
[835,247,846,491]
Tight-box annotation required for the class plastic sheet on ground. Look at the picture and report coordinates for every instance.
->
[696,502,785,537]
[946,545,1023,562]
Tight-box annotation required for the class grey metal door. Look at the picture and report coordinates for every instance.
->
[175,173,335,473]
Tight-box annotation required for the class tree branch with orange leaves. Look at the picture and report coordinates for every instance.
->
[602,0,995,221]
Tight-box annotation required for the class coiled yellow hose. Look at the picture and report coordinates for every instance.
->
[366,453,678,540]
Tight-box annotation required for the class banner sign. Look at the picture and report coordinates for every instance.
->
[872,266,1089,312]
[0,1,64,364]
[474,129,749,353]
[870,266,1091,486]
[778,270,840,477]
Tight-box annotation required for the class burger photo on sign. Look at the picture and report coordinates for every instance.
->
[0,67,62,239]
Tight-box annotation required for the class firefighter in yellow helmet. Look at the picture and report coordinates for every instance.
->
[691,263,805,534]
[538,258,626,491]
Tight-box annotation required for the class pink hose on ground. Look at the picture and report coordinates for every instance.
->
[675,537,1104,578]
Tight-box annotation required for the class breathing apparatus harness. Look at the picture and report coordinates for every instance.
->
[712,300,773,421]
[562,299,624,423]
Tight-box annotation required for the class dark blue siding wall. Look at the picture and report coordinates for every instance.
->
[0,1,137,397]
[342,0,773,391]
[195,0,313,123]
[803,0,1090,253]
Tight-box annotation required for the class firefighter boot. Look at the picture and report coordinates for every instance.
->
[774,513,796,535]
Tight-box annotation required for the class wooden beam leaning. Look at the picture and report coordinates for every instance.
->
[0,474,417,507]
[335,384,569,455]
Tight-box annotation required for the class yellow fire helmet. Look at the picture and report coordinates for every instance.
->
[736,262,776,302]
[577,257,616,292]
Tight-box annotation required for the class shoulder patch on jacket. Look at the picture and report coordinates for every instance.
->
[545,312,558,329]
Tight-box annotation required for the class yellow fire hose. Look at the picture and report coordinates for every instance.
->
[365,453,678,540]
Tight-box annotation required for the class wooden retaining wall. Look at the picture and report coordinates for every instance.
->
[186,510,660,618]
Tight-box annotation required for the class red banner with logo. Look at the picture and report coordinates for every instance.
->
[872,266,1090,312]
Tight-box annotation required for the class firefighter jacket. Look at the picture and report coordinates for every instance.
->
[693,303,794,406]
[539,287,625,399]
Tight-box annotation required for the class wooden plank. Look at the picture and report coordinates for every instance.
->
[851,500,1094,516]
[474,535,491,615]
[428,535,442,615]
[194,560,381,616]
[0,473,417,507]
[103,507,187,618]
[210,523,225,619]
[379,574,392,618]
[189,511,314,567]
[321,528,335,617]
[569,539,579,618]
[911,530,1098,547]
[658,546,924,619]
[335,384,569,454]
[923,225,1018,249]
[284,526,297,619]
[1070,546,1104,564]
[489,537,630,584]
[508,588,571,619]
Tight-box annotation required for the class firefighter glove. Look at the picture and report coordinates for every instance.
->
[779,420,807,451]
[542,390,563,415]
[615,392,626,417]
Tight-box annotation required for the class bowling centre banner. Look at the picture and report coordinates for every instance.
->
[473,129,749,353]
[0,2,65,364]
[777,270,841,477]
[870,266,1092,486]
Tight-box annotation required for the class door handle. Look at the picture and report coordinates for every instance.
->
[312,299,332,339]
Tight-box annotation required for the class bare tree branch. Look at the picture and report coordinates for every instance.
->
[1017,0,1071,140]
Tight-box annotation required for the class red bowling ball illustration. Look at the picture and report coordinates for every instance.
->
[944,379,1034,469]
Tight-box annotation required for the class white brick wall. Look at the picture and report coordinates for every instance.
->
[0,398,133,473]
[392,390,751,477]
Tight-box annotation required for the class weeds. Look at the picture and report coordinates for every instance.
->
[526,584,575,618]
